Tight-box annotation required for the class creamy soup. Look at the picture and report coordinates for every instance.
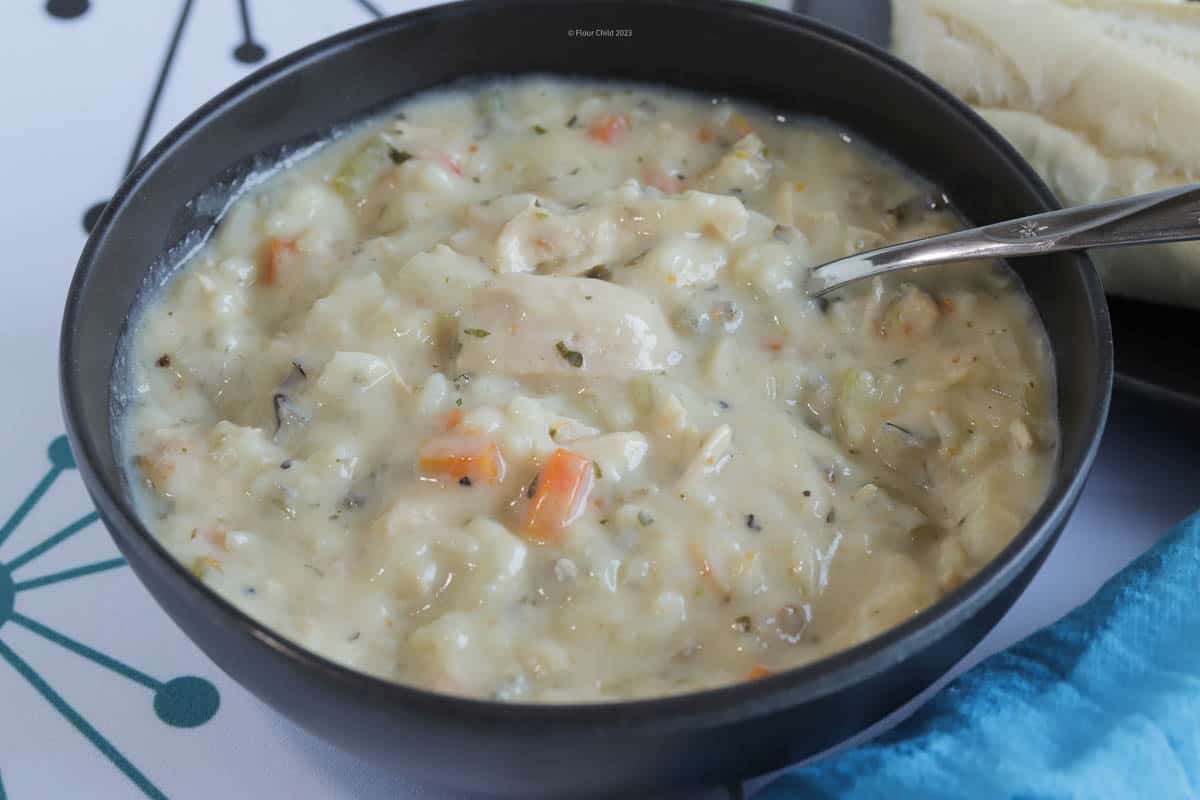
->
[124,79,1057,702]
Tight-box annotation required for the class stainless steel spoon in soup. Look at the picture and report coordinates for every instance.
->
[809,184,1200,295]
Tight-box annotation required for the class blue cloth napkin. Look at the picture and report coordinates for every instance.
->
[757,512,1200,800]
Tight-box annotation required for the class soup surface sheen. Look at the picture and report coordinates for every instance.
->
[126,79,1057,702]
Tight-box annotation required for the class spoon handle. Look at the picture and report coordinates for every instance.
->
[809,183,1200,296]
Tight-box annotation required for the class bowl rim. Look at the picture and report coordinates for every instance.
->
[60,0,1112,733]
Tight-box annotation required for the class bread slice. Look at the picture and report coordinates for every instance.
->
[893,0,1200,308]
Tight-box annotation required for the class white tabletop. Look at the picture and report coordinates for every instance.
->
[2,3,1198,798]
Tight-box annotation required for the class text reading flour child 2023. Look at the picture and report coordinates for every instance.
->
[568,28,633,37]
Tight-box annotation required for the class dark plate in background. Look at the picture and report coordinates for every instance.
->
[1108,297,1200,412]
[800,0,1200,414]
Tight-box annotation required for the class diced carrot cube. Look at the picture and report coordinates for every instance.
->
[204,527,229,551]
[259,238,297,286]
[424,151,463,176]
[438,154,463,176]
[521,448,594,541]
[445,409,464,430]
[418,434,506,485]
[748,666,772,680]
[411,150,464,177]
[641,165,683,194]
[588,114,629,144]
[763,337,786,353]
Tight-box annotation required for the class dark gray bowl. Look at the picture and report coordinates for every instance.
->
[60,1,1112,796]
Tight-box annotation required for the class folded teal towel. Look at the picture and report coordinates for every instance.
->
[757,512,1200,800]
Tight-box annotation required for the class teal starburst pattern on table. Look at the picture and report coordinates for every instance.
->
[0,436,220,799]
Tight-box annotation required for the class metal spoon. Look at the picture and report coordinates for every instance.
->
[808,184,1200,296]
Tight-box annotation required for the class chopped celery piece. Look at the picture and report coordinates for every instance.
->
[836,368,878,448]
[331,135,395,203]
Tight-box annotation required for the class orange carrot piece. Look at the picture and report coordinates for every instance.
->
[521,448,594,541]
[444,409,464,430]
[260,238,297,286]
[432,152,463,176]
[419,434,506,485]
[204,527,229,551]
[588,114,629,144]
[440,154,464,176]
[415,150,463,177]
[641,165,683,194]
[748,666,773,680]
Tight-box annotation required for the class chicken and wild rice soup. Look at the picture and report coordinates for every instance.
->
[125,79,1057,702]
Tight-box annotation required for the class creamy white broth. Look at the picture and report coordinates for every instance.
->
[124,78,1057,702]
